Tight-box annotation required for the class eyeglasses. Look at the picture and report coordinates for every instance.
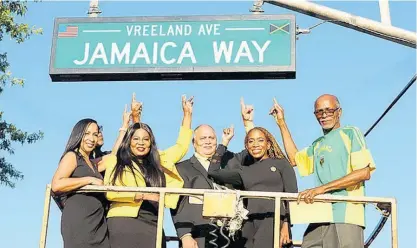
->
[314,107,340,117]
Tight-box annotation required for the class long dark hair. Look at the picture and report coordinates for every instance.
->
[61,118,98,161]
[111,122,166,187]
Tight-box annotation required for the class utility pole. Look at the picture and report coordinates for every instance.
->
[258,0,416,48]
[88,0,101,17]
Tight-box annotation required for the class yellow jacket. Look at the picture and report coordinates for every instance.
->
[103,126,192,218]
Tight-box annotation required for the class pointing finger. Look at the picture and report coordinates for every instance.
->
[269,106,275,115]
[189,96,194,104]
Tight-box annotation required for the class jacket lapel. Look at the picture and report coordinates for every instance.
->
[190,156,213,188]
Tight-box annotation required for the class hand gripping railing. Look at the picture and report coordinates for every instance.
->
[39,184,398,248]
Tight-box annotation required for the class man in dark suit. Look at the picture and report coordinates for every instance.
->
[171,124,242,248]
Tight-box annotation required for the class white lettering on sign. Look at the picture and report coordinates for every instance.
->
[252,40,270,63]
[197,24,220,36]
[89,43,108,65]
[177,42,196,64]
[160,42,176,64]
[131,43,150,64]
[73,43,90,65]
[213,40,271,64]
[152,43,158,64]
[111,43,130,64]
[213,41,234,63]
[73,41,270,66]
[126,24,192,37]
[234,41,253,63]
[73,42,197,65]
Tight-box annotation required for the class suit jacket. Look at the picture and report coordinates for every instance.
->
[103,126,193,218]
[171,151,245,239]
[171,155,213,238]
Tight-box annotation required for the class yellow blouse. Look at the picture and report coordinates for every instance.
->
[102,126,192,218]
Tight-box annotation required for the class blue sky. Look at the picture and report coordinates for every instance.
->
[0,1,415,248]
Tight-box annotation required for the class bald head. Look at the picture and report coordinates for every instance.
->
[193,124,217,158]
[314,94,342,132]
[194,124,215,135]
[315,94,340,109]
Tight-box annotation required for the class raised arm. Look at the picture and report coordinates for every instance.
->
[208,126,244,187]
[159,95,193,165]
[218,118,251,168]
[240,97,255,133]
[112,105,131,155]
[181,95,193,130]
[131,92,143,124]
[96,105,131,173]
[52,152,103,194]
[270,98,299,166]
[208,146,244,186]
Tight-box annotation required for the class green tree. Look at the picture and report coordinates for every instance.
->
[0,0,43,188]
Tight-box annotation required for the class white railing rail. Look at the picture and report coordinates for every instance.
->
[39,184,398,248]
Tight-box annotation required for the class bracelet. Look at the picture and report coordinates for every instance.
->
[119,127,127,132]
[180,233,192,240]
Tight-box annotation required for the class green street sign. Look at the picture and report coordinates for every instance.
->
[49,15,296,82]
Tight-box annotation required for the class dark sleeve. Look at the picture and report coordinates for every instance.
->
[220,151,243,170]
[208,145,244,187]
[279,159,298,194]
[278,159,298,223]
[221,149,252,169]
[170,166,194,238]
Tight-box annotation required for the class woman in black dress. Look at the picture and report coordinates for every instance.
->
[51,118,110,248]
[208,126,298,248]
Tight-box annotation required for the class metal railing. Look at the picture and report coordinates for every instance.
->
[39,184,397,248]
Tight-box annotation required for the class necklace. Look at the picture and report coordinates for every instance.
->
[78,149,96,173]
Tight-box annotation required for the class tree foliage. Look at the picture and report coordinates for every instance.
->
[0,0,43,188]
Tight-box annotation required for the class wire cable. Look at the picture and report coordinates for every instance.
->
[365,74,416,137]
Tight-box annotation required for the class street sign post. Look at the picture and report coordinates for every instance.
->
[49,15,296,82]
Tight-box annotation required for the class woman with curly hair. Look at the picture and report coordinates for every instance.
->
[208,123,298,248]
